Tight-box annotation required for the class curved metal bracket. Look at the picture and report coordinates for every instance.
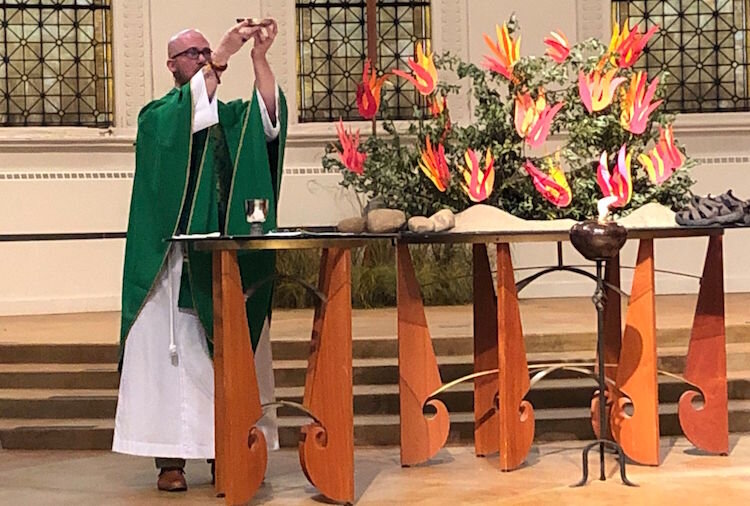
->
[245,273,327,305]
[515,266,629,298]
[262,400,322,425]
[424,369,499,407]
[528,363,622,395]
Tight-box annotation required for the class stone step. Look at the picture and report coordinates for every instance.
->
[2,368,749,420]
[0,418,114,450]
[0,344,119,364]
[278,400,750,447]
[273,372,750,416]
[273,343,750,388]
[0,389,118,419]
[2,323,749,364]
[3,400,750,450]
[0,363,120,389]
[270,326,750,360]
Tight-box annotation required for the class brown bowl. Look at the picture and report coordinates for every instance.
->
[569,219,627,260]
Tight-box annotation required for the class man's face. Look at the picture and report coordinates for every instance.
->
[167,30,212,86]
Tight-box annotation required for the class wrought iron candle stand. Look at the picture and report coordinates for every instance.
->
[569,219,637,487]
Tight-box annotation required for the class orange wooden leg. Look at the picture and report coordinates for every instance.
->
[397,244,450,466]
[591,255,623,439]
[213,250,267,504]
[299,248,354,503]
[496,243,534,471]
[611,239,660,466]
[473,244,499,457]
[678,235,729,455]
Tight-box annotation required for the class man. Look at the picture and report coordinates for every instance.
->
[113,19,286,492]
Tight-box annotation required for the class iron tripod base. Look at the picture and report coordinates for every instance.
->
[572,259,637,488]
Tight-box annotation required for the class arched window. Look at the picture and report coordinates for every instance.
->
[0,0,113,127]
[296,0,431,122]
[613,0,750,112]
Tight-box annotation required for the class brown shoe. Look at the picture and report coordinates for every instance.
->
[157,467,187,492]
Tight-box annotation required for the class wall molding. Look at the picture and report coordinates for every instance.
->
[0,171,134,180]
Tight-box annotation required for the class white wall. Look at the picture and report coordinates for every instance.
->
[1,0,750,314]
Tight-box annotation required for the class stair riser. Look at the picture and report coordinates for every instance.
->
[0,399,116,419]
[274,354,750,388]
[275,379,750,416]
[3,411,748,450]
[0,346,119,364]
[270,328,750,360]
[2,379,748,420]
[0,372,120,390]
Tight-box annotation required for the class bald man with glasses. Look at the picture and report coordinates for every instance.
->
[114,19,286,492]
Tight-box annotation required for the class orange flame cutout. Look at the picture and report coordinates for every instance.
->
[638,125,684,185]
[597,145,633,207]
[609,19,659,69]
[418,137,451,192]
[428,94,447,117]
[356,59,389,120]
[620,71,663,135]
[578,68,626,113]
[524,157,572,208]
[335,119,367,175]
[544,30,570,64]
[482,23,521,80]
[392,41,438,96]
[459,148,495,203]
[514,91,564,148]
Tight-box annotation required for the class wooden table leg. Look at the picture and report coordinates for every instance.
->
[496,243,534,471]
[611,239,660,466]
[213,250,267,504]
[473,244,499,457]
[678,235,729,455]
[397,244,450,466]
[298,248,354,503]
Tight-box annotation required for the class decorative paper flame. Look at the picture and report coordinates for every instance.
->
[578,67,626,113]
[459,148,495,203]
[418,137,451,192]
[514,91,564,148]
[609,19,659,69]
[620,71,663,134]
[638,125,684,185]
[356,59,389,120]
[597,144,633,207]
[392,41,438,96]
[428,94,447,117]
[524,157,572,208]
[482,23,521,81]
[544,30,570,64]
[335,119,367,175]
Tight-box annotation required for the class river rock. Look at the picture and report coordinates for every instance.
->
[367,209,406,233]
[429,209,456,232]
[337,216,367,233]
[407,216,435,233]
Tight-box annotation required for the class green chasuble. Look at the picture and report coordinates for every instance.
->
[119,81,288,364]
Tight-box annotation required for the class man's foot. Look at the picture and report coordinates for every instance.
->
[157,467,187,492]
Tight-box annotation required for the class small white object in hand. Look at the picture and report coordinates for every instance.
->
[597,196,619,222]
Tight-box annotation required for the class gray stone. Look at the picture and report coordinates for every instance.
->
[337,216,367,233]
[407,216,435,233]
[366,209,406,233]
[429,209,456,232]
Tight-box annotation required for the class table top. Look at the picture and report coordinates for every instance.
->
[171,225,724,251]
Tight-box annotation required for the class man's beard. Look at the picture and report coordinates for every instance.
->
[173,67,200,87]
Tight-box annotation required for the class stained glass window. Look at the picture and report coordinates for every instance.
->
[296,0,431,122]
[0,0,113,127]
[613,0,750,113]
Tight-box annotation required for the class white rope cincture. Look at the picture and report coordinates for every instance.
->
[167,248,177,358]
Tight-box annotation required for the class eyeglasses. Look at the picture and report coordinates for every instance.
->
[170,47,212,60]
